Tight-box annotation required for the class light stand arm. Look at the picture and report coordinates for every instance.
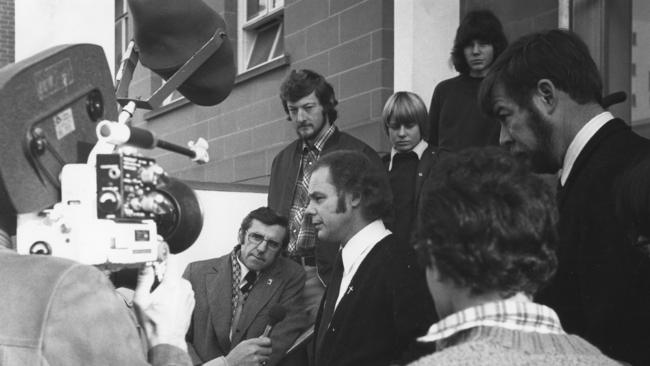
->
[116,28,227,110]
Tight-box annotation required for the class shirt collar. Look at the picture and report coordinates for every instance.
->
[388,139,428,171]
[560,111,613,186]
[303,124,336,153]
[341,219,390,275]
[236,255,250,282]
[418,293,565,345]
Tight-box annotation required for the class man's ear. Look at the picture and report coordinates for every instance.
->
[238,229,244,245]
[349,191,362,209]
[533,78,558,114]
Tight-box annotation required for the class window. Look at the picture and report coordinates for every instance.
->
[238,0,284,72]
[115,0,129,72]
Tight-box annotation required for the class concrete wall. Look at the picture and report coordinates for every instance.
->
[132,0,395,186]
[394,0,459,106]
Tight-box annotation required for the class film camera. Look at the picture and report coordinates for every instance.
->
[4,0,234,267]
[4,44,208,267]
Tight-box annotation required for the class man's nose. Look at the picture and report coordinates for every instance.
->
[305,200,315,216]
[398,125,407,136]
[499,125,514,147]
[256,241,268,252]
[296,108,307,122]
[472,42,480,54]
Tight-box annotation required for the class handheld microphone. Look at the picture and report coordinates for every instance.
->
[262,305,287,337]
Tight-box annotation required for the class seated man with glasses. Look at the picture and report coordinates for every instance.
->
[184,207,308,366]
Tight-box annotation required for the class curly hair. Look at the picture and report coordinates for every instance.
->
[313,150,392,222]
[451,9,508,75]
[381,91,430,141]
[238,207,290,249]
[415,147,558,297]
[279,69,338,124]
[479,29,603,118]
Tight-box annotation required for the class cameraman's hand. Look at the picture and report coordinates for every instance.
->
[225,337,272,366]
[134,255,195,351]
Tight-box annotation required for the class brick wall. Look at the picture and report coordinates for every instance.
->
[0,0,14,67]
[462,0,558,41]
[130,0,394,186]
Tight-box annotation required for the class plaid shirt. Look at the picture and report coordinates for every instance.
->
[418,294,565,347]
[286,124,337,256]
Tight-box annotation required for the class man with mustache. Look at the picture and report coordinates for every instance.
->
[478,29,650,365]
[268,69,383,323]
[184,207,308,366]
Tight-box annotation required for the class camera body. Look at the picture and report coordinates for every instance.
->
[17,154,161,266]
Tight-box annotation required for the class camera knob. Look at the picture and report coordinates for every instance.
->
[98,190,122,214]
[30,241,52,255]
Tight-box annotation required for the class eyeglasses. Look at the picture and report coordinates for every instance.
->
[247,232,282,251]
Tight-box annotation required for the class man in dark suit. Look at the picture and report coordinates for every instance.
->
[305,150,436,366]
[478,29,650,365]
[184,207,308,366]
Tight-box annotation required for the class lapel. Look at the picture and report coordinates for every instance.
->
[206,258,234,352]
[283,141,303,205]
[559,119,626,208]
[414,147,437,201]
[329,236,388,328]
[230,262,283,345]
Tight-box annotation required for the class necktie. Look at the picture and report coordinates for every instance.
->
[230,270,258,340]
[241,270,257,294]
[316,249,344,357]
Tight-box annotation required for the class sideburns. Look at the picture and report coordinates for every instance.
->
[336,193,347,213]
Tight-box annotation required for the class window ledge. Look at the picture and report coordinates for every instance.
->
[144,97,191,120]
[243,7,284,30]
[235,55,290,84]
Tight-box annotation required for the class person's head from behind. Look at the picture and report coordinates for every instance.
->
[452,9,507,78]
[478,29,604,174]
[280,69,338,142]
[415,147,558,317]
[382,91,429,152]
[237,207,289,272]
[616,157,650,256]
[306,150,392,244]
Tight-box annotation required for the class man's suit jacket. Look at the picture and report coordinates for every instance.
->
[0,248,190,366]
[268,127,384,280]
[184,254,308,366]
[312,234,436,366]
[536,119,650,365]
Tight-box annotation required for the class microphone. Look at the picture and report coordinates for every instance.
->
[262,305,287,337]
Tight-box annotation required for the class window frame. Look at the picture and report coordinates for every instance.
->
[237,0,285,74]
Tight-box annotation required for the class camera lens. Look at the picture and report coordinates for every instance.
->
[86,89,104,122]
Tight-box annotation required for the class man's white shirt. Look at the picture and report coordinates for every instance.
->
[560,111,613,186]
